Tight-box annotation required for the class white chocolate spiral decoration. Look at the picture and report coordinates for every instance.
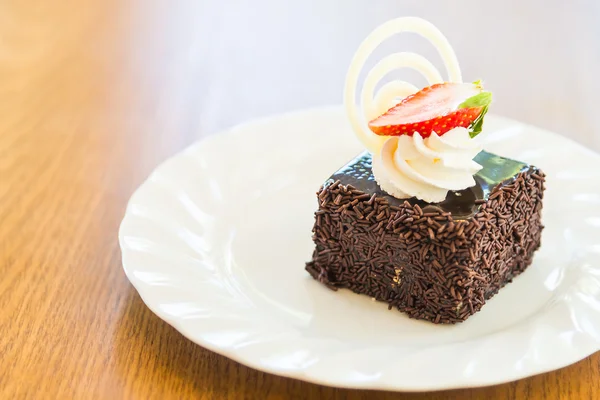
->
[344,17,484,203]
[344,17,463,153]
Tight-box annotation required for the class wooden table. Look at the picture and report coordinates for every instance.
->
[2,1,599,398]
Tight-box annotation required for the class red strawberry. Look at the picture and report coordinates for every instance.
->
[368,82,492,138]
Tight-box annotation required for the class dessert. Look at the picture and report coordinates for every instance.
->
[305,17,545,324]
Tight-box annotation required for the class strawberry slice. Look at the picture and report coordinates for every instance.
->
[368,82,492,138]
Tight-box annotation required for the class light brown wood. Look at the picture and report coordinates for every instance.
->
[1,1,599,399]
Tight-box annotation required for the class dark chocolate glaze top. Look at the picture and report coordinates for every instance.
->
[329,151,532,219]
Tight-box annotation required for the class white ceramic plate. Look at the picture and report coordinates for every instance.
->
[120,107,600,391]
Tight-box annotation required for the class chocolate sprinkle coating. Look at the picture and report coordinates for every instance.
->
[305,153,546,324]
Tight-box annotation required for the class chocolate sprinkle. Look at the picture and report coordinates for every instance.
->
[305,155,546,324]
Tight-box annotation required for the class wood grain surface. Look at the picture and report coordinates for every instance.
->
[1,1,599,399]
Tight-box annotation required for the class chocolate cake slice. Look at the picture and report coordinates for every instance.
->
[305,151,545,324]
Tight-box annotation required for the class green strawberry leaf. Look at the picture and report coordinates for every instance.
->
[459,90,492,138]
[458,91,492,109]
[468,105,489,138]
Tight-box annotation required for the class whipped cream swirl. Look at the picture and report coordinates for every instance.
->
[344,17,484,202]
[371,127,482,203]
